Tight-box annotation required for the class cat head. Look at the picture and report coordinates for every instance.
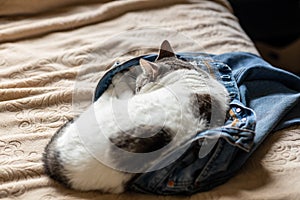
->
[136,40,196,93]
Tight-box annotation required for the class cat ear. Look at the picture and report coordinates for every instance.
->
[156,40,176,61]
[139,59,159,79]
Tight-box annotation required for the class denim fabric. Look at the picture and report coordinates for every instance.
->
[94,52,300,195]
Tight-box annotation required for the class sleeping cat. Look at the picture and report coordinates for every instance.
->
[43,40,229,193]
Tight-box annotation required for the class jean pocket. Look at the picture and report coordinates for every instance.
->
[159,138,238,195]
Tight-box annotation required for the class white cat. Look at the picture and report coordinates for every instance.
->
[43,40,229,193]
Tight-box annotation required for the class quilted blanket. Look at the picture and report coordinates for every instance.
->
[0,0,299,199]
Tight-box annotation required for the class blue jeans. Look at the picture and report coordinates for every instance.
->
[94,52,300,195]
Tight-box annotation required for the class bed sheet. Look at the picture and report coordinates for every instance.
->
[1,0,299,199]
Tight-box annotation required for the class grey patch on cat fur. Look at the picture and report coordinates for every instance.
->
[136,57,197,93]
[43,120,73,188]
[109,125,174,153]
[191,93,212,123]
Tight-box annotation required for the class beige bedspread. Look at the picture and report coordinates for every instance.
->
[1,0,299,199]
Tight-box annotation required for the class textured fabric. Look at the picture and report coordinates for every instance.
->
[1,0,300,199]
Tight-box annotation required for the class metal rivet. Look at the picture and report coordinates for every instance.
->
[167,180,175,187]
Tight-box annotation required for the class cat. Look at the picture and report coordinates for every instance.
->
[43,40,229,194]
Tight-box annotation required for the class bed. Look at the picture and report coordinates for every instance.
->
[1,0,300,199]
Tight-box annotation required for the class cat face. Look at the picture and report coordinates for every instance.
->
[136,40,196,93]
